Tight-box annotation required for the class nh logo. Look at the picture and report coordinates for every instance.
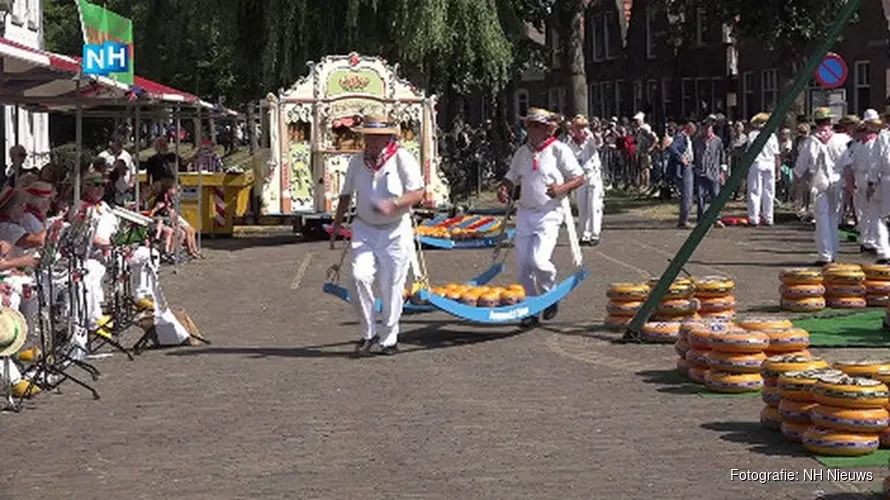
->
[82,41,130,75]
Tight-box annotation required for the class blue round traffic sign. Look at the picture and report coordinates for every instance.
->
[815,53,848,89]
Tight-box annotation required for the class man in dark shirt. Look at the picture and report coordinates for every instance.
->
[692,115,727,227]
[145,137,179,185]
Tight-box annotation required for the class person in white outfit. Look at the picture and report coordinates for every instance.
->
[843,111,887,259]
[562,115,603,245]
[78,172,119,333]
[330,115,425,357]
[746,112,781,226]
[794,107,852,265]
[498,107,585,327]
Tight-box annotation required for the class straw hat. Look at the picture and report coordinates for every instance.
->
[0,308,27,357]
[814,107,836,122]
[82,171,107,186]
[354,114,399,135]
[570,114,589,127]
[24,181,53,199]
[522,107,559,126]
[750,112,770,125]
[863,108,883,128]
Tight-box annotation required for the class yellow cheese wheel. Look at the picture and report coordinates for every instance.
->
[693,276,736,298]
[676,358,689,375]
[781,297,826,312]
[674,339,691,358]
[777,369,845,402]
[810,406,890,433]
[11,380,40,399]
[606,282,650,301]
[704,371,764,393]
[606,300,642,317]
[825,296,867,309]
[778,398,817,424]
[863,264,890,280]
[865,280,890,294]
[641,322,681,343]
[761,354,829,380]
[477,292,500,308]
[762,385,782,408]
[698,296,736,313]
[824,263,862,272]
[707,330,770,353]
[685,348,711,369]
[823,269,867,285]
[779,284,826,299]
[656,298,700,316]
[687,366,709,384]
[824,283,867,297]
[780,268,823,286]
[812,375,890,409]
[737,317,794,331]
[873,370,890,386]
[832,360,890,378]
[603,315,633,330]
[781,421,808,443]
[686,322,737,349]
[760,406,783,431]
[698,310,736,321]
[867,294,890,308]
[679,319,711,341]
[500,289,522,306]
[706,351,766,374]
[802,427,880,456]
[664,283,696,299]
[761,328,811,353]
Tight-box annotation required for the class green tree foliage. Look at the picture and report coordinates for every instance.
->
[43,0,551,104]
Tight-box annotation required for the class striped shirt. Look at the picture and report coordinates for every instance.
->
[692,134,725,180]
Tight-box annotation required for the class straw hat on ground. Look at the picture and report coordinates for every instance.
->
[0,307,27,357]
[522,107,559,126]
[750,112,770,125]
[354,115,399,135]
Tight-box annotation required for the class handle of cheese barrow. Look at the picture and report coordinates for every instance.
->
[490,186,518,265]
[326,207,355,284]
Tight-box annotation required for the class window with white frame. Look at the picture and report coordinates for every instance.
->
[551,27,561,69]
[549,87,566,114]
[589,83,602,118]
[615,80,625,117]
[633,81,643,114]
[855,61,870,114]
[682,78,694,117]
[662,79,673,119]
[602,81,616,118]
[592,13,606,62]
[12,0,26,25]
[761,69,779,111]
[742,71,754,119]
[606,10,620,60]
[26,0,39,29]
[515,89,529,122]
[645,5,657,59]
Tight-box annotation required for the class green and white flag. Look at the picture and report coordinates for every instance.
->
[75,0,134,85]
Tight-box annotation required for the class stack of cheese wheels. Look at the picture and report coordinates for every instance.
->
[776,368,842,442]
[604,282,650,330]
[694,276,737,322]
[872,370,890,448]
[760,327,811,357]
[823,264,867,309]
[863,264,890,308]
[650,278,699,324]
[779,268,825,312]
[803,374,889,456]
[704,322,769,393]
[675,319,702,375]
[760,355,830,431]
[684,321,733,384]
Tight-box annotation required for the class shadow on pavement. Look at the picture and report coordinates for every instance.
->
[200,234,304,252]
[538,324,622,343]
[689,259,808,268]
[635,369,701,395]
[811,494,882,500]
[700,421,812,458]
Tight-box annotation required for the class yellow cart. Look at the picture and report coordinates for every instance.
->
[139,171,254,236]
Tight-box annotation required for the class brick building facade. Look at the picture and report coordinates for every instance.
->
[458,0,890,129]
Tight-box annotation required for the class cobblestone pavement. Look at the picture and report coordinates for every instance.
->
[1,211,888,499]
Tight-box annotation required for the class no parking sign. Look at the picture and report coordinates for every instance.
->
[815,52,848,89]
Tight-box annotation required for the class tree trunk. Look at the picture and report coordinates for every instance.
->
[557,0,589,118]
[779,56,806,127]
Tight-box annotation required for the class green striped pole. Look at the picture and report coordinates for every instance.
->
[621,0,863,342]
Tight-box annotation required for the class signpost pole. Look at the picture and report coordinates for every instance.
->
[620,0,863,342]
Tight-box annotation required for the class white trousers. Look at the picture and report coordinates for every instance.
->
[84,259,106,330]
[814,186,843,262]
[350,218,413,347]
[855,189,875,248]
[747,167,775,225]
[515,208,562,296]
[130,246,160,299]
[576,179,603,241]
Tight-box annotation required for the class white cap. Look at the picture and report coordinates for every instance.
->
[864,109,880,121]
[641,123,652,133]
[633,112,645,122]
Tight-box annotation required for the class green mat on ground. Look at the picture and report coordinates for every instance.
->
[839,229,859,242]
[697,390,760,399]
[813,448,890,468]
[792,309,890,347]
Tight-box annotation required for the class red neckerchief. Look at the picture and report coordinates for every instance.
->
[815,126,834,144]
[531,137,558,170]
[24,205,45,222]
[706,131,716,142]
[863,133,878,143]
[363,141,399,172]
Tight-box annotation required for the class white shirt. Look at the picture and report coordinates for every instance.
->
[340,148,424,227]
[794,132,851,185]
[0,221,26,258]
[99,149,135,194]
[505,141,585,212]
[845,136,882,185]
[562,133,601,179]
[747,130,780,170]
[92,202,119,243]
